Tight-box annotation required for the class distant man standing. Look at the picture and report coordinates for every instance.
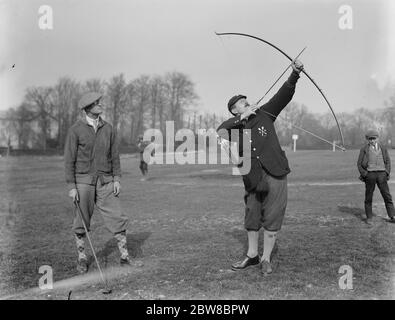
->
[217,60,303,275]
[137,135,149,181]
[65,92,142,273]
[357,129,395,225]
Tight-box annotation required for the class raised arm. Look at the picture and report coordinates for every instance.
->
[260,70,300,121]
[216,115,246,141]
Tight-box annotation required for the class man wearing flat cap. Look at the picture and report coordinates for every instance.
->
[217,60,304,275]
[357,129,395,225]
[64,92,142,273]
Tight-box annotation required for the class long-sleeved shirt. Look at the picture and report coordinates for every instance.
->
[217,71,300,191]
[64,117,121,189]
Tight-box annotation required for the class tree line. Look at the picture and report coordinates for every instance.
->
[1,71,202,151]
[1,71,395,152]
[274,95,395,149]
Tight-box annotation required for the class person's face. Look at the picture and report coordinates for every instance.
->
[231,98,249,115]
[367,136,378,144]
[85,100,103,117]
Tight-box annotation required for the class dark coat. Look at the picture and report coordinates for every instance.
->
[217,71,300,192]
[357,143,391,181]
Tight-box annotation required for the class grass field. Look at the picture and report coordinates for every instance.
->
[0,149,395,300]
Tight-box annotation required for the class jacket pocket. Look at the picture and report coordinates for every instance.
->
[101,175,114,184]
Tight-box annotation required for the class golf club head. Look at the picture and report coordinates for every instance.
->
[101,288,112,294]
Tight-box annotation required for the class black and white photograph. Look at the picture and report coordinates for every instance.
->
[1,0,395,305]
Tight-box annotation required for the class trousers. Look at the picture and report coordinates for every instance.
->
[73,178,129,235]
[364,171,395,219]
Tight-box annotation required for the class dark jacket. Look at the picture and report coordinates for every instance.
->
[217,71,300,192]
[137,140,151,161]
[64,117,121,188]
[357,143,391,181]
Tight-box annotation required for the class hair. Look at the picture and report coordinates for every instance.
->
[230,105,238,116]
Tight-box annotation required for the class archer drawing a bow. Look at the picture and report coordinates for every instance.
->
[215,32,346,151]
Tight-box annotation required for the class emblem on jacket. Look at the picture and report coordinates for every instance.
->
[258,126,267,136]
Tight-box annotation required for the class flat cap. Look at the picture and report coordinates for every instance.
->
[365,129,379,138]
[78,92,102,110]
[227,95,246,115]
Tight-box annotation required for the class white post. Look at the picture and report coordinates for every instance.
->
[333,141,336,152]
[292,134,298,152]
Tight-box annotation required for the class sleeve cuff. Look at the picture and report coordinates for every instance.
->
[287,70,300,86]
[67,183,76,190]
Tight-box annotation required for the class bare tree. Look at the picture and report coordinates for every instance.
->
[203,113,210,129]
[130,75,150,140]
[275,102,307,145]
[382,93,395,130]
[193,111,197,133]
[24,86,55,151]
[7,104,36,149]
[342,108,374,146]
[52,77,81,148]
[163,72,199,131]
[125,82,136,144]
[150,76,165,129]
[84,78,105,94]
[106,74,128,135]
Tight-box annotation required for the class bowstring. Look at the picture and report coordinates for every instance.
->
[258,108,345,151]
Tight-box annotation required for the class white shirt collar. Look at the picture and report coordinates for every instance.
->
[369,142,379,150]
[86,115,100,129]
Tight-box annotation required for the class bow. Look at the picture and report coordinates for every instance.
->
[215,32,345,151]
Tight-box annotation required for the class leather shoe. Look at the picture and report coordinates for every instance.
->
[231,255,260,270]
[120,257,144,268]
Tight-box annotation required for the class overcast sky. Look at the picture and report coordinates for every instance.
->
[1,0,394,118]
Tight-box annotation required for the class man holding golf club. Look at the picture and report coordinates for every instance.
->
[65,92,142,274]
[217,60,303,275]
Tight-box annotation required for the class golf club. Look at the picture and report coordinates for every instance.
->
[74,199,112,294]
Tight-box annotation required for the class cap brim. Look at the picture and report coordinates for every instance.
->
[79,93,103,109]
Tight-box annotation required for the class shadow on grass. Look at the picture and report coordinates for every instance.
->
[189,173,238,181]
[225,229,248,254]
[93,232,151,267]
[338,205,365,221]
